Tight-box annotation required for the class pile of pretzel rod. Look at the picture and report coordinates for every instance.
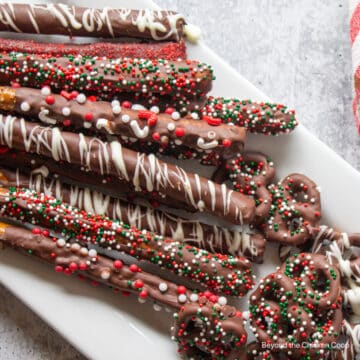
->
[2,3,358,360]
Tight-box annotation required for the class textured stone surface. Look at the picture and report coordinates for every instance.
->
[0,1,357,359]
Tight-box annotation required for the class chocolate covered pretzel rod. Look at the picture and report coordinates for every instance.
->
[0,166,266,262]
[0,115,255,225]
[202,96,298,135]
[0,52,212,107]
[249,253,343,359]
[0,222,248,359]
[0,187,255,297]
[0,37,187,61]
[0,3,195,42]
[0,86,245,163]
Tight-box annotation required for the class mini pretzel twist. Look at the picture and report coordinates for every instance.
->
[249,253,342,359]
[212,151,275,224]
[173,299,247,359]
[264,174,321,245]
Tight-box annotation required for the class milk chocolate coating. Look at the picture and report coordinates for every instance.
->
[264,173,321,245]
[3,86,245,162]
[0,166,265,262]
[213,152,275,223]
[0,115,255,225]
[0,187,255,297]
[173,300,247,359]
[249,253,343,360]
[0,52,212,106]
[202,96,298,135]
[0,37,187,61]
[0,4,185,41]
[0,222,249,358]
[0,222,192,309]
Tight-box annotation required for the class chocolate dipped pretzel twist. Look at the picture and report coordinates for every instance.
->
[0,86,245,164]
[0,165,266,262]
[0,221,248,359]
[0,3,191,42]
[0,52,212,108]
[213,152,275,223]
[264,173,321,245]
[249,253,343,359]
[0,115,255,225]
[0,37,187,61]
[0,187,255,297]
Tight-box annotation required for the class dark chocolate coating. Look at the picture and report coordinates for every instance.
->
[0,116,255,225]
[0,4,185,41]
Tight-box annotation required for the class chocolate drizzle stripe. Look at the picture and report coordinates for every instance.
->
[0,86,245,162]
[0,115,255,224]
[0,4,187,41]
[0,166,265,262]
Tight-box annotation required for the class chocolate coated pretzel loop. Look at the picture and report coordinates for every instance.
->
[250,253,342,359]
[265,174,321,245]
[173,300,247,359]
[212,152,275,224]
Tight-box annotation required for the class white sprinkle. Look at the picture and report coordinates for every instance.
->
[171,111,180,120]
[56,238,66,248]
[159,283,168,292]
[62,107,71,116]
[20,101,30,112]
[88,249,97,258]
[218,296,227,306]
[150,106,160,114]
[122,114,130,123]
[167,123,175,131]
[41,86,51,96]
[76,93,87,104]
[112,105,122,115]
[178,294,187,303]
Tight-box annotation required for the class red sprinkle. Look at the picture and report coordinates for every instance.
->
[84,113,93,122]
[45,95,55,105]
[222,139,232,147]
[177,286,187,294]
[113,260,123,270]
[139,290,148,299]
[203,115,222,126]
[175,128,185,137]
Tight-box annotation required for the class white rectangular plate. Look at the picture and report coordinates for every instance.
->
[1,0,360,359]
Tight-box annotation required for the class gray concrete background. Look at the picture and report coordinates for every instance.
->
[0,1,357,359]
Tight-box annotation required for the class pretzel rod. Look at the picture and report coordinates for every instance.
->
[0,52,212,105]
[0,221,250,359]
[0,220,194,309]
[0,37,187,61]
[0,187,255,297]
[0,116,255,224]
[0,86,245,163]
[0,166,266,262]
[201,96,298,135]
[0,3,194,42]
